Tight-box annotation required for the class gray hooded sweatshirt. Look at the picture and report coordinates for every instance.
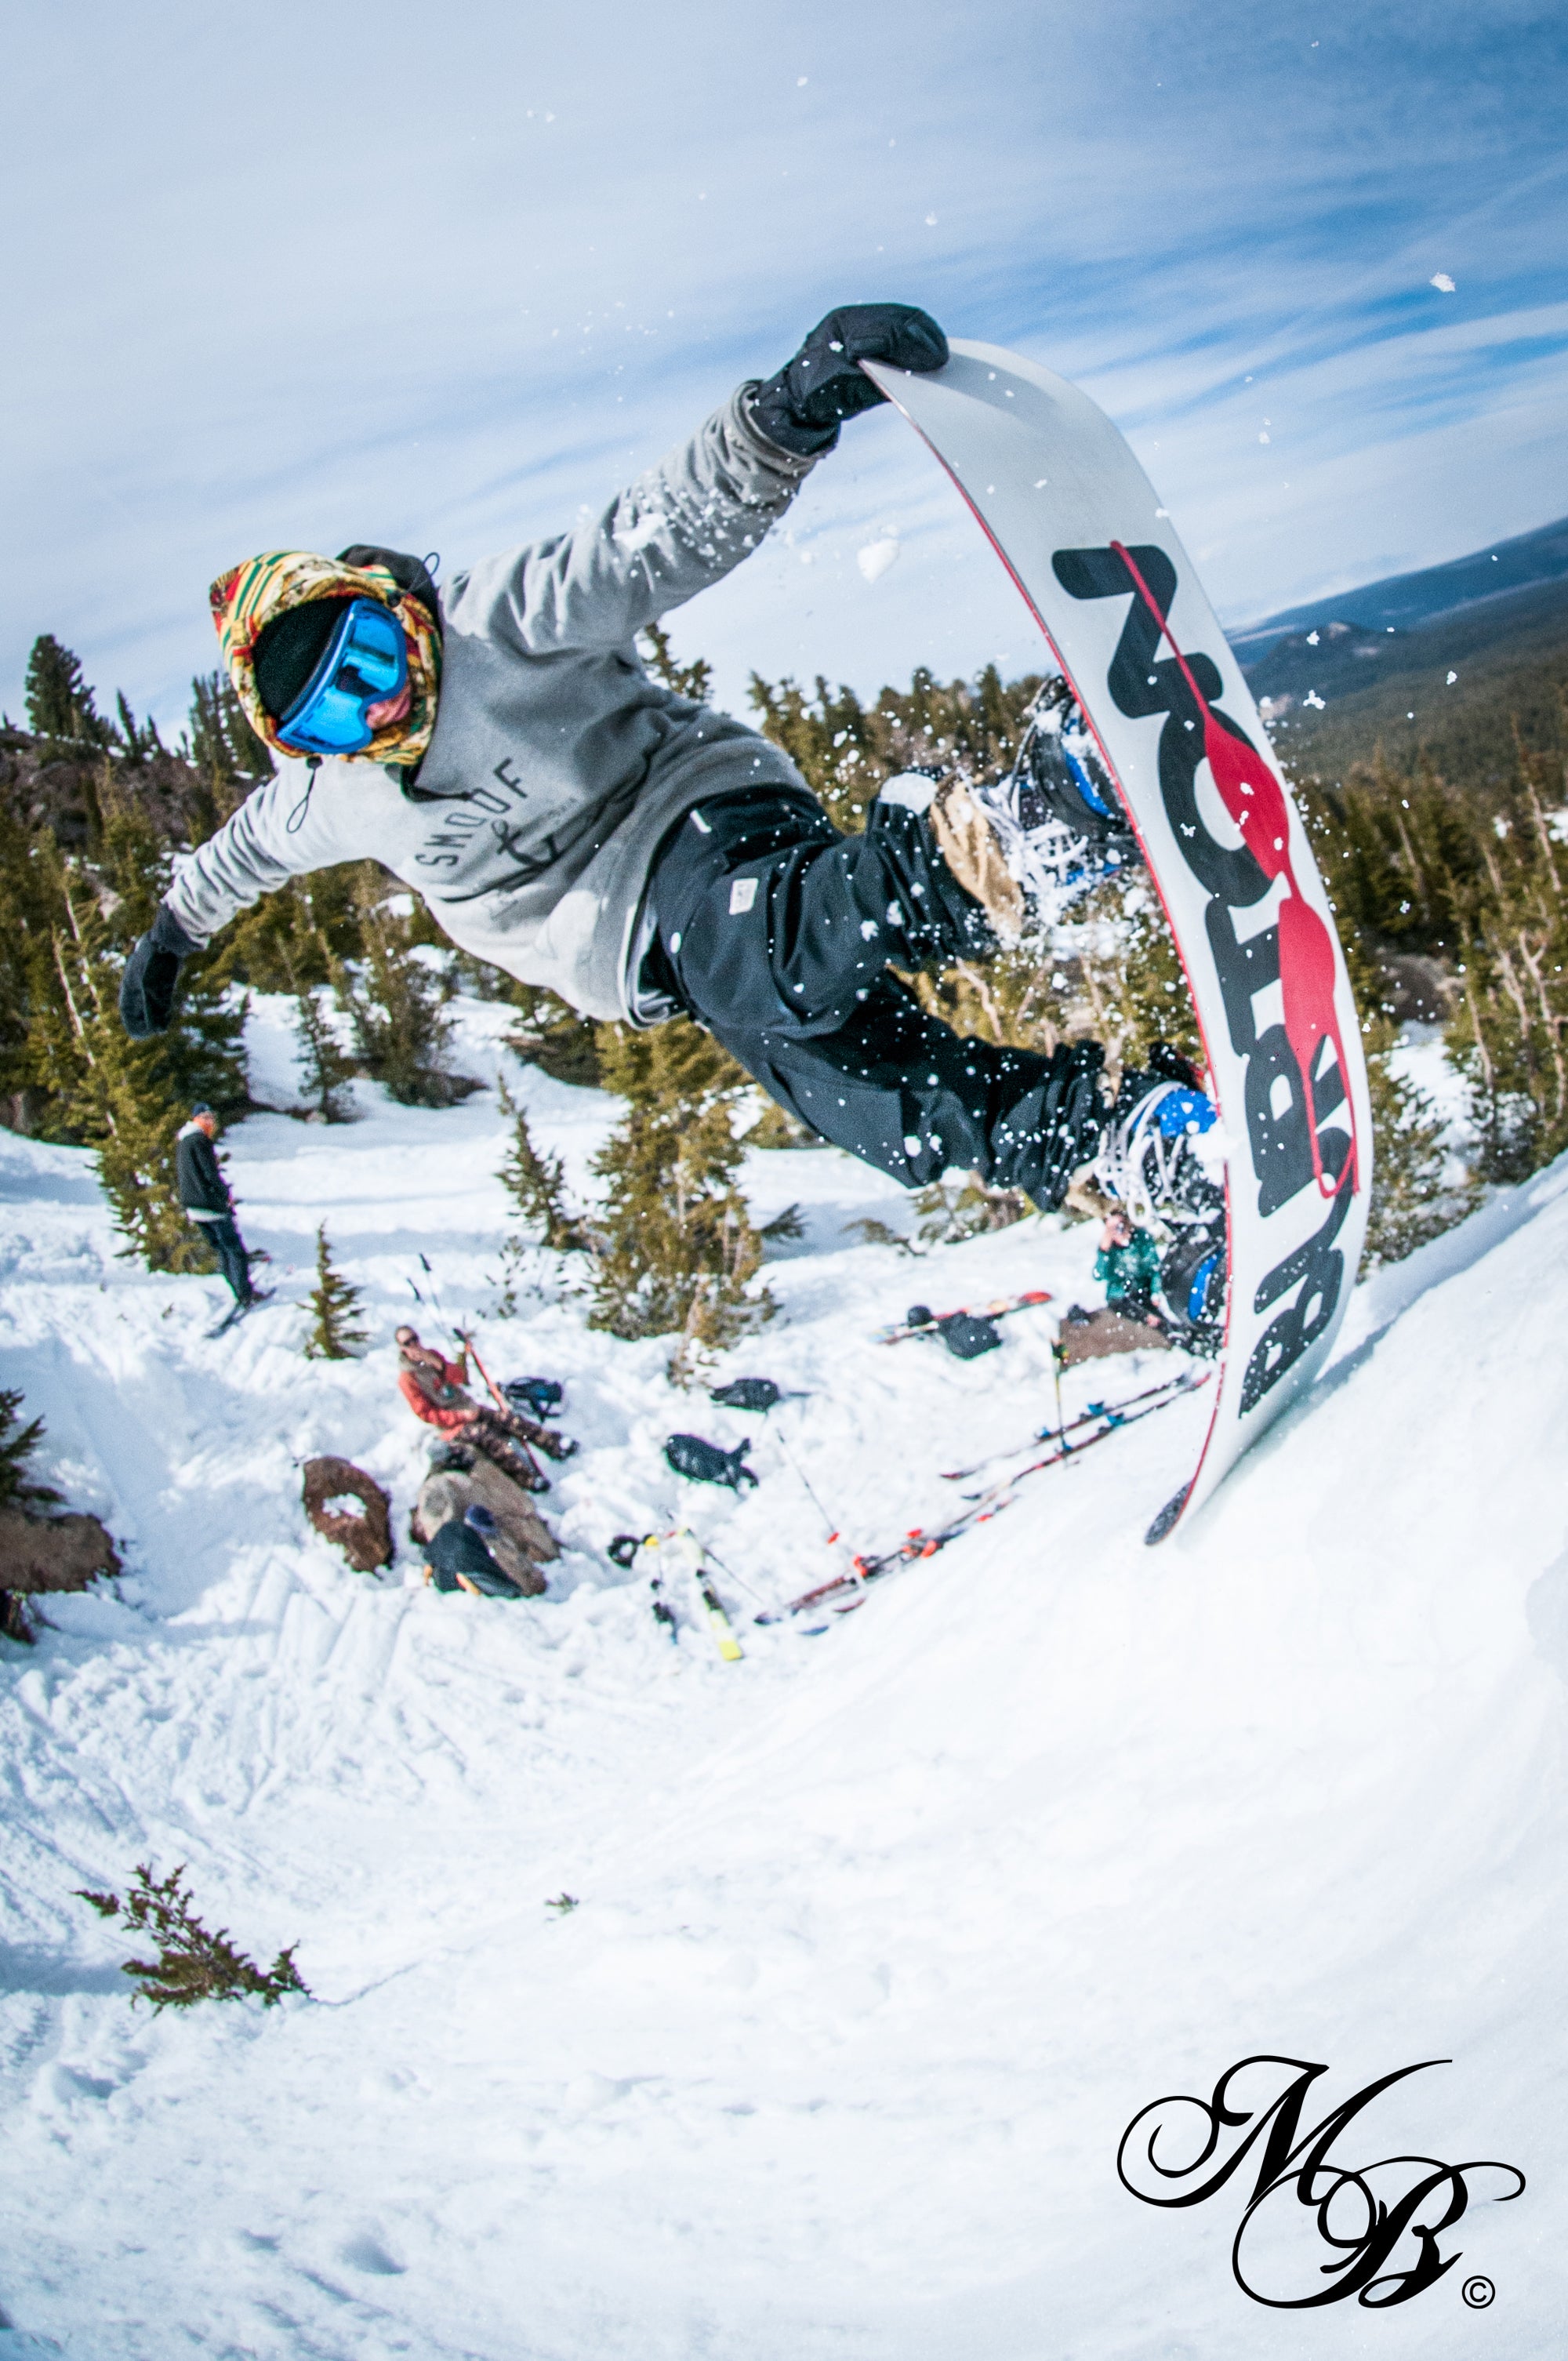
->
[165,388,821,1022]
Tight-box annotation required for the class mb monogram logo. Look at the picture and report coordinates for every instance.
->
[1116,2054,1524,2309]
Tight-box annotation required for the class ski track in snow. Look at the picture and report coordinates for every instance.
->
[0,993,1563,2359]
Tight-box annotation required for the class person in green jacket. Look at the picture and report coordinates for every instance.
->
[1094,1210,1164,1323]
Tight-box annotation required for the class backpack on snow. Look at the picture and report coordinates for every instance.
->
[906,1305,1003,1360]
[663,1433,759,1490]
[709,1377,783,1412]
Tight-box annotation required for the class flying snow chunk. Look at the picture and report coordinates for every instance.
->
[858,536,900,585]
[1431,272,1457,293]
[614,512,667,553]
[1446,670,1458,685]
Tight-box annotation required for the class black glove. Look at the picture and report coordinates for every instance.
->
[119,903,199,1037]
[750,303,948,456]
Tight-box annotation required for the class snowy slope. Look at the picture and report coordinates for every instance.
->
[1,996,1563,2360]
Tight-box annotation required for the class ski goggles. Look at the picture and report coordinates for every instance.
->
[274,598,409,757]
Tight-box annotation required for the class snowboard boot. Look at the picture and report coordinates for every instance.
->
[1158,1220,1226,1357]
[927,681,1142,939]
[1094,1048,1225,1230]
[1095,1052,1226,1353]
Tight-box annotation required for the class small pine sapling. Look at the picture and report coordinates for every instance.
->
[497,1079,590,1251]
[77,1863,309,2013]
[0,1386,62,1512]
[304,1224,368,1360]
[589,1017,771,1371]
[0,1387,62,1644]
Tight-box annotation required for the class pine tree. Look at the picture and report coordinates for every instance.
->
[639,621,714,705]
[36,838,211,1269]
[1338,936,1475,1266]
[93,767,248,1113]
[182,670,273,827]
[114,691,164,766]
[333,867,459,1106]
[303,1224,368,1359]
[496,1079,587,1250]
[589,1018,769,1368]
[0,1388,62,1511]
[24,635,113,748]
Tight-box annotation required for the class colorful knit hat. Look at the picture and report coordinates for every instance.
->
[209,550,441,768]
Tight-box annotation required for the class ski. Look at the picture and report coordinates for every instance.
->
[862,342,1371,1537]
[938,1368,1200,1480]
[876,1288,1053,1345]
[695,1573,744,1663]
[611,1528,743,1662]
[205,1297,255,1340]
[759,1371,1210,1621]
[954,1368,1208,1505]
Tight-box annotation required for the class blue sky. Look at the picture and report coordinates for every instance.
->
[5,0,1568,732]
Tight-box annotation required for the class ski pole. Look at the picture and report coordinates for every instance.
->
[700,1542,772,1615]
[459,1330,509,1413]
[771,1424,848,1551]
[1052,1343,1069,1454]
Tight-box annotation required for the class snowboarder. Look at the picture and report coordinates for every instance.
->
[394,1325,573,1493]
[421,1502,530,1600]
[120,303,1210,1219]
[176,1105,267,1311]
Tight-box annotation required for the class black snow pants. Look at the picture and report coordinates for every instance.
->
[196,1213,252,1302]
[641,790,1104,1208]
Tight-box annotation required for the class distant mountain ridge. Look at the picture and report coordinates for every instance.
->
[1229,513,1568,671]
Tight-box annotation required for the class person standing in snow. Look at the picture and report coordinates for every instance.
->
[121,305,1211,1218]
[394,1324,572,1493]
[176,1104,265,1309]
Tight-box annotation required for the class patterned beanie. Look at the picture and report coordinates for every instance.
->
[209,549,441,768]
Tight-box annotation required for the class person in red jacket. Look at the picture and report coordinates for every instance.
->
[394,1326,572,1493]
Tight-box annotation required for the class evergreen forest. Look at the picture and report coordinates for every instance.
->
[3,609,1566,1357]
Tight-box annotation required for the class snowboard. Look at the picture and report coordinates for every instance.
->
[862,341,1372,1538]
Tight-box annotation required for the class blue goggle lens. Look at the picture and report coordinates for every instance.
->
[275,598,408,756]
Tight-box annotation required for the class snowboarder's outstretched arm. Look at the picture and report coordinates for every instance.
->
[449,390,815,658]
[118,303,949,1039]
[157,765,383,957]
[446,304,949,661]
[449,306,946,656]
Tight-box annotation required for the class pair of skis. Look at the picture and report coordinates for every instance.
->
[758,1368,1209,1622]
[612,1529,744,1662]
[205,1288,274,1341]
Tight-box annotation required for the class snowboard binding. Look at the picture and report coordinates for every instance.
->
[964,681,1143,924]
[1014,679,1137,852]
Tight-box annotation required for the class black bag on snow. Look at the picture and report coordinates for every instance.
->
[935,1312,1002,1360]
[709,1378,783,1412]
[664,1433,759,1490]
[503,1375,564,1418]
[906,1302,1002,1360]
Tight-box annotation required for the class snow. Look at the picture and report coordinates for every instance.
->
[1,992,1563,2356]
[856,533,900,585]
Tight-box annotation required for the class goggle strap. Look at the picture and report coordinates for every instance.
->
[285,756,322,836]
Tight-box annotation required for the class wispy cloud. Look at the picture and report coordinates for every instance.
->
[4,0,1566,724]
